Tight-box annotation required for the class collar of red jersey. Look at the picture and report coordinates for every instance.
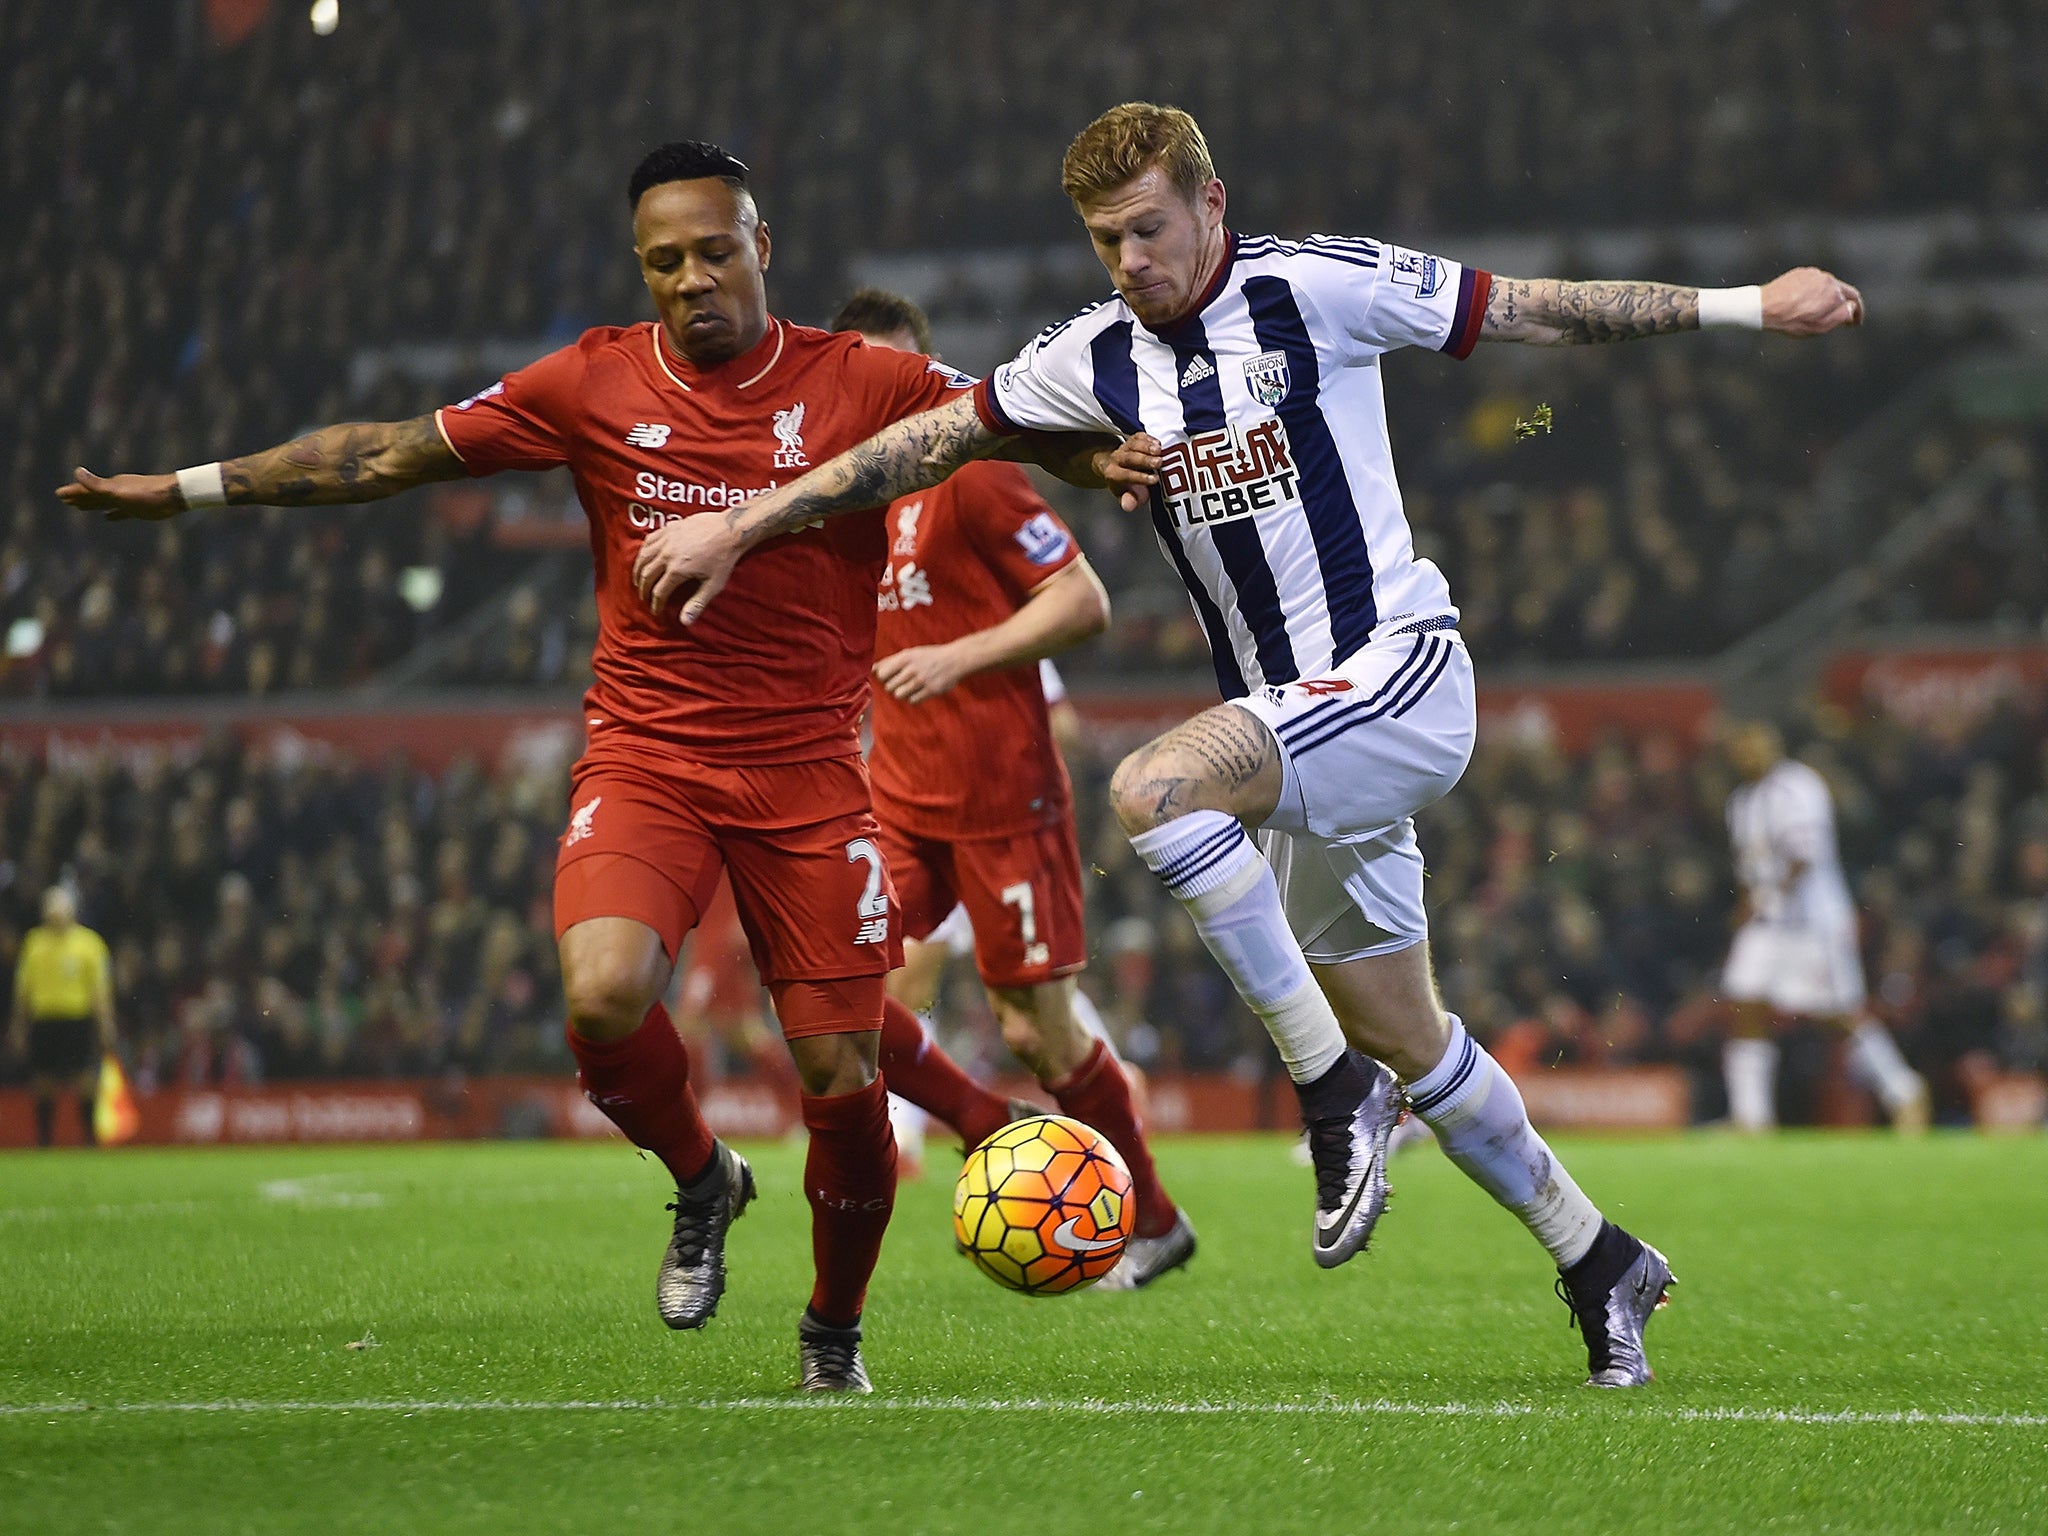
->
[652,317,787,394]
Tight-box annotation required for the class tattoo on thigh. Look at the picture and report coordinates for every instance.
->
[1124,707,1278,823]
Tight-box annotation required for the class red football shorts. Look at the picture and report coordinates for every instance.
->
[552,750,901,1038]
[878,814,1087,990]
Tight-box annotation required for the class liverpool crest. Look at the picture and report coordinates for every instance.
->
[1243,350,1290,407]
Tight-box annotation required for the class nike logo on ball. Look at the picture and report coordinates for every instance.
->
[1052,1216,1123,1253]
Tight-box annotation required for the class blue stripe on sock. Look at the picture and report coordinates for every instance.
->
[1151,821,1245,887]
[1152,824,1252,897]
[1409,1029,1479,1115]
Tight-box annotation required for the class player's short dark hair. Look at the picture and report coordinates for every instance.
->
[829,289,932,352]
[627,141,752,211]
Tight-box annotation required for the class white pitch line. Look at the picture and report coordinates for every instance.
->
[2,1398,2043,1428]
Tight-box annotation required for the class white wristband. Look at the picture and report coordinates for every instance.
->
[175,462,227,509]
[1696,285,1764,330]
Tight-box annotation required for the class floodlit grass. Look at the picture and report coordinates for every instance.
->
[4,1132,2045,1534]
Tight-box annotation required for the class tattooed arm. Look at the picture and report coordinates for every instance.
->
[632,395,1157,622]
[1480,266,1863,346]
[57,415,465,519]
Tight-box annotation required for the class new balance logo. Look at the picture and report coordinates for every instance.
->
[1179,354,1216,387]
[625,423,671,448]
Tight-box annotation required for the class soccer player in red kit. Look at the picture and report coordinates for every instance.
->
[830,291,1195,1287]
[59,141,1117,1393]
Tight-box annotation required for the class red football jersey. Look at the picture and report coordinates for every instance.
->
[867,461,1081,840]
[436,319,976,765]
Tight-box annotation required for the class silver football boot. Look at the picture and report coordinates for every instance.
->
[797,1311,873,1394]
[656,1140,756,1330]
[1092,1207,1198,1291]
[1556,1221,1676,1387]
[1303,1053,1402,1268]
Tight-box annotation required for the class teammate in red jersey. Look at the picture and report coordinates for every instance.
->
[831,291,1195,1287]
[58,141,1119,1393]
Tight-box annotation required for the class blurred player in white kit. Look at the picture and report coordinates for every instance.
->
[1720,721,1929,1132]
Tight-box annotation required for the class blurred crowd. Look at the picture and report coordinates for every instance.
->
[6,1,2046,1121]
[7,692,2047,1127]
[7,1,2045,696]
[1064,693,2048,1125]
[0,733,570,1087]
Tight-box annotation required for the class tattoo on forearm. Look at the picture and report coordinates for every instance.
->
[1483,278,1699,345]
[732,396,998,543]
[222,415,459,506]
[1122,707,1278,825]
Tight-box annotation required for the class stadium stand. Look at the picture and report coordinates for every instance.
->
[6,2,2046,695]
[5,692,2043,1127]
[6,1,2046,1127]
[1067,694,2048,1125]
[0,733,570,1087]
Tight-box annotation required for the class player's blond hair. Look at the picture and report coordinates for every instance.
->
[1060,103,1215,207]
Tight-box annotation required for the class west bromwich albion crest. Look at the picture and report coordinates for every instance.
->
[1243,350,1290,407]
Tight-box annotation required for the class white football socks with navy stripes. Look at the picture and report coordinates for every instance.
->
[1128,809,1347,1084]
[1408,1015,1602,1270]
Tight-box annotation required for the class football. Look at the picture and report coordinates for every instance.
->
[952,1114,1135,1294]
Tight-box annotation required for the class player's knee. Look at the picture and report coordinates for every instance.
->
[788,1030,879,1097]
[997,1004,1046,1065]
[562,966,660,1043]
[1111,743,1187,834]
[992,986,1087,1079]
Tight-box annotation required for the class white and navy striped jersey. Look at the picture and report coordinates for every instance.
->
[1727,760,1856,929]
[971,231,1490,698]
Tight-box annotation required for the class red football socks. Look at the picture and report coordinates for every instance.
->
[878,995,1012,1149]
[801,1074,898,1328]
[1049,1040,1178,1239]
[566,1003,717,1188]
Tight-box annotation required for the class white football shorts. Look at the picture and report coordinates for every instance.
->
[1233,625,1476,964]
[1720,918,1866,1015]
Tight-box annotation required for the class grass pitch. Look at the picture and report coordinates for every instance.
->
[4,1132,2044,1534]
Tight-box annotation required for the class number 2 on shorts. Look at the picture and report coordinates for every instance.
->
[845,838,889,918]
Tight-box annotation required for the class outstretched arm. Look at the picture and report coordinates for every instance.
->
[632,395,1155,621]
[56,414,465,518]
[873,557,1111,705]
[996,430,1124,488]
[1480,266,1863,346]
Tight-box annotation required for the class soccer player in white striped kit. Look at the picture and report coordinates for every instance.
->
[634,103,1866,1386]
[1721,721,1929,1132]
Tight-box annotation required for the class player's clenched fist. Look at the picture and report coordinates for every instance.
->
[56,469,185,520]
[633,513,744,624]
[1761,267,1864,336]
